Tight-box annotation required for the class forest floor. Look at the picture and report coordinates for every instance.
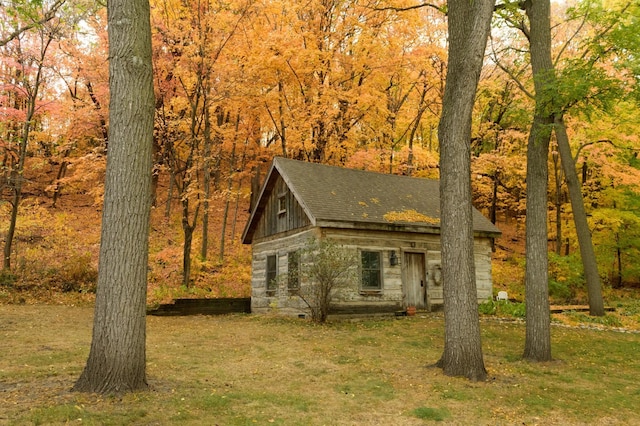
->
[1,304,639,425]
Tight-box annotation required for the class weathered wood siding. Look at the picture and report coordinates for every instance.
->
[250,227,495,316]
[251,228,319,316]
[252,175,311,241]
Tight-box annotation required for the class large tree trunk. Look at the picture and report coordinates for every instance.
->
[73,0,154,393]
[435,0,494,381]
[554,116,605,316]
[523,0,554,362]
[523,116,553,361]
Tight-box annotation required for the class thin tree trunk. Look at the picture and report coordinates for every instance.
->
[552,152,563,255]
[51,158,69,208]
[523,0,554,362]
[201,101,212,260]
[181,195,199,287]
[554,116,604,315]
[231,177,242,241]
[165,171,174,220]
[614,234,622,288]
[435,0,494,381]
[406,79,429,176]
[86,81,109,153]
[74,0,154,393]
[219,115,239,261]
[3,34,50,270]
[182,213,194,287]
[490,172,499,224]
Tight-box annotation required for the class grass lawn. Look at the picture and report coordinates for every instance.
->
[1,305,639,425]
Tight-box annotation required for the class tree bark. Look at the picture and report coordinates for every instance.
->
[554,116,605,316]
[523,116,553,362]
[435,0,494,381]
[552,151,563,255]
[523,0,554,362]
[73,0,154,393]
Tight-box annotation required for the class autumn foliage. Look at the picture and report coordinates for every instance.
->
[1,0,640,305]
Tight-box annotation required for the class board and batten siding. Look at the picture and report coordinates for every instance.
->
[252,175,310,241]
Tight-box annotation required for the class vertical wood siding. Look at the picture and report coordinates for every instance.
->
[253,176,311,241]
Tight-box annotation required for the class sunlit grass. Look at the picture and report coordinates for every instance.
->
[1,305,639,425]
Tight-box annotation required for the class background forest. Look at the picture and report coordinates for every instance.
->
[1,0,639,307]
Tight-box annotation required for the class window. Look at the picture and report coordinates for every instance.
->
[278,194,287,215]
[361,251,382,290]
[287,250,300,292]
[266,254,277,295]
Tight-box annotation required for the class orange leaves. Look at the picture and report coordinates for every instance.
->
[383,209,439,225]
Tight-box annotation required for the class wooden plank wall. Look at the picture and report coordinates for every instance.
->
[253,176,310,241]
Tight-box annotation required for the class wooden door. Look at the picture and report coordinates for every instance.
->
[404,252,426,309]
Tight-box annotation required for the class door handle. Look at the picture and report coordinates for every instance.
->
[420,280,424,287]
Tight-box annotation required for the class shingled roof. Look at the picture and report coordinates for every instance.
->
[242,157,500,243]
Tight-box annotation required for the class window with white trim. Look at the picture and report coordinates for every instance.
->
[361,251,382,291]
[277,194,287,215]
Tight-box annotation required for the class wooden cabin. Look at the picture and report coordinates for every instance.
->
[241,157,501,317]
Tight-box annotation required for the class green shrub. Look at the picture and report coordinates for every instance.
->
[0,269,17,287]
[479,299,526,318]
[548,253,584,303]
[548,278,573,301]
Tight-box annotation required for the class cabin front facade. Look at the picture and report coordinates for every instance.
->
[241,157,501,317]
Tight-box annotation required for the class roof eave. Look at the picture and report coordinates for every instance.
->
[315,220,501,238]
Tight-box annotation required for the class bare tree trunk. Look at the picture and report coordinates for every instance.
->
[552,151,563,255]
[490,171,499,224]
[231,141,248,241]
[554,116,604,315]
[219,115,239,261]
[86,81,109,153]
[523,0,553,362]
[200,102,212,260]
[165,171,174,220]
[614,234,622,288]
[523,116,553,362]
[435,0,494,381]
[182,205,195,287]
[51,151,70,208]
[3,31,52,270]
[74,0,154,393]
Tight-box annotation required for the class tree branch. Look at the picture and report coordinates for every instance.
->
[369,2,446,14]
[0,0,66,47]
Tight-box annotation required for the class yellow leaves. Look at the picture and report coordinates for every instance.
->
[383,209,439,224]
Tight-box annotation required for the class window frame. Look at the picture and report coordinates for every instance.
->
[266,254,278,296]
[360,250,383,292]
[277,193,287,215]
[287,250,300,293]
